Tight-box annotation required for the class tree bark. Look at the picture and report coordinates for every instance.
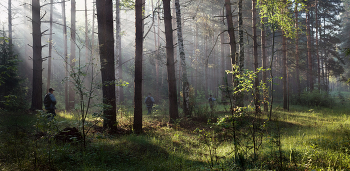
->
[115,0,123,104]
[8,0,12,48]
[96,0,117,130]
[261,20,268,112]
[282,31,287,110]
[175,0,190,116]
[220,31,225,101]
[62,0,69,110]
[69,0,76,110]
[252,0,260,113]
[295,2,300,96]
[31,0,43,110]
[315,0,320,90]
[85,0,89,64]
[237,0,244,107]
[225,0,236,92]
[134,0,143,133]
[47,0,53,92]
[152,0,159,101]
[163,0,179,122]
[306,4,313,91]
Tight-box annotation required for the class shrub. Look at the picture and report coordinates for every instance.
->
[291,90,334,108]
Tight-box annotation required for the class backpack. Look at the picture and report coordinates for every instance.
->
[209,98,213,102]
[145,97,153,106]
[44,94,52,108]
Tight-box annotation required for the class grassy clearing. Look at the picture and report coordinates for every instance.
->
[0,102,350,170]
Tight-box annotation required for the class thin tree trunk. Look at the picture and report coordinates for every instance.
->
[115,0,123,104]
[8,0,12,48]
[220,31,225,101]
[315,0,320,91]
[252,0,260,113]
[152,0,159,101]
[47,0,53,92]
[195,24,198,96]
[134,0,143,133]
[225,0,236,94]
[261,20,268,112]
[163,0,179,122]
[69,0,76,110]
[175,0,190,116]
[269,28,276,119]
[237,0,244,107]
[31,0,43,110]
[62,0,69,110]
[85,0,89,64]
[295,2,300,96]
[96,0,117,131]
[205,36,208,98]
[306,5,313,91]
[282,30,287,110]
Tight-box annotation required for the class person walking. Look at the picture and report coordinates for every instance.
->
[44,88,57,118]
[208,94,216,110]
[145,93,155,115]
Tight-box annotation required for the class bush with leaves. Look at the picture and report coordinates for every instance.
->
[291,90,334,108]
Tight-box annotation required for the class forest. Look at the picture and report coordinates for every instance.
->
[1,0,350,170]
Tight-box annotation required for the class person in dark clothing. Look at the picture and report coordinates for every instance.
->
[208,94,216,110]
[145,93,155,115]
[44,88,57,118]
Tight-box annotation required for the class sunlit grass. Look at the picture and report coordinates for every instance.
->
[2,101,350,170]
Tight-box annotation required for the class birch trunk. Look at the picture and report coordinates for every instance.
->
[175,0,190,116]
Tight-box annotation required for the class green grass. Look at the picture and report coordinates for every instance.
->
[1,101,350,170]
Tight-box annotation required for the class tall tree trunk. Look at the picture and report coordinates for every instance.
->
[261,20,268,112]
[295,2,300,96]
[315,0,320,91]
[152,0,159,101]
[69,0,76,110]
[8,0,12,48]
[306,5,313,91]
[96,0,116,130]
[62,0,69,110]
[115,0,123,104]
[220,31,225,101]
[31,0,43,110]
[163,0,179,123]
[252,0,260,113]
[237,0,244,107]
[47,0,53,92]
[172,1,180,105]
[205,36,208,98]
[85,0,89,64]
[175,0,190,116]
[195,24,198,96]
[92,0,95,62]
[225,0,236,92]
[134,0,143,133]
[282,31,287,110]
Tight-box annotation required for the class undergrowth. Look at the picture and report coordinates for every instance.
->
[1,104,350,170]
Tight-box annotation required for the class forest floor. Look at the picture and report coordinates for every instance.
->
[1,101,350,170]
